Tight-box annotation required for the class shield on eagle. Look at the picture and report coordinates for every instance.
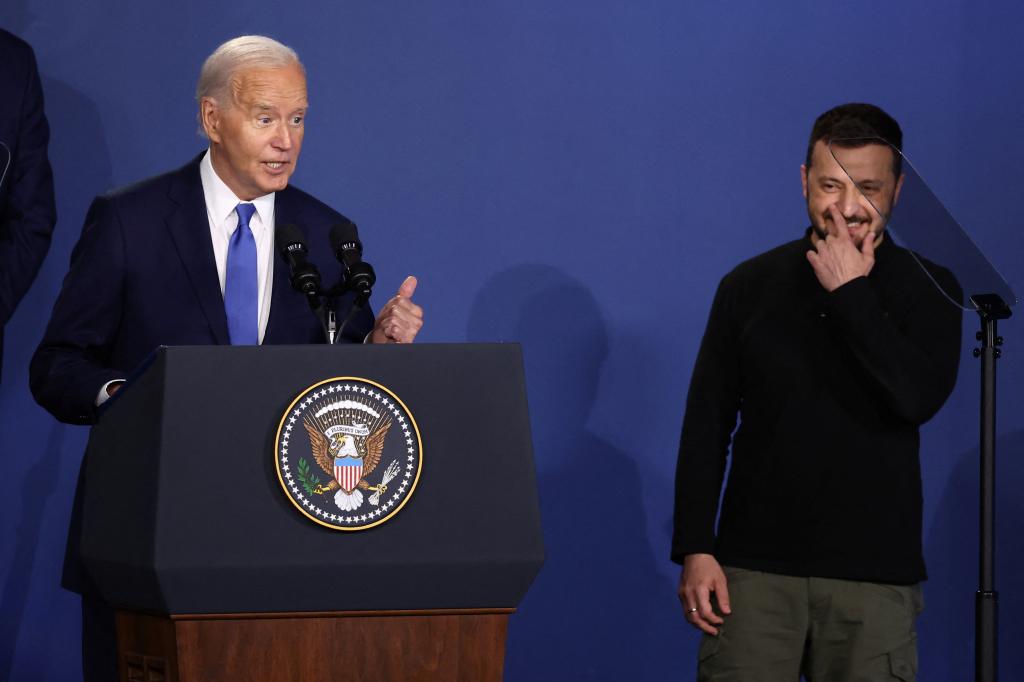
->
[334,460,363,492]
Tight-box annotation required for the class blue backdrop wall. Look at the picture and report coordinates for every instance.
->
[1,2,1022,680]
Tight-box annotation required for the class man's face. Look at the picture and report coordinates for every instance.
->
[202,63,307,200]
[800,139,903,247]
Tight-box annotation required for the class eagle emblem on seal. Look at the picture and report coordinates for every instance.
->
[303,407,393,511]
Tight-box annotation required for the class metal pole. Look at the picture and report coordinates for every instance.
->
[970,293,1010,682]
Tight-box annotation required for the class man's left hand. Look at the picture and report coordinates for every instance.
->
[806,204,876,292]
[369,275,423,344]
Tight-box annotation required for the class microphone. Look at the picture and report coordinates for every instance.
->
[329,220,375,299]
[276,223,322,305]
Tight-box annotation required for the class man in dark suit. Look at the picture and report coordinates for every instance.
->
[31,35,424,423]
[29,35,424,680]
[0,29,56,383]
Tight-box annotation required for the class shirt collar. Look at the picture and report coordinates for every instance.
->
[199,149,276,230]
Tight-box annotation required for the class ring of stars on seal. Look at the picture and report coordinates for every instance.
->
[274,377,423,531]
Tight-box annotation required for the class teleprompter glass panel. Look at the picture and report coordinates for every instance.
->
[829,138,1016,312]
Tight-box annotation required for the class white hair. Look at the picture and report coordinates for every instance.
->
[196,35,304,134]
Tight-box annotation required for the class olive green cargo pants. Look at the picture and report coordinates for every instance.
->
[697,567,923,682]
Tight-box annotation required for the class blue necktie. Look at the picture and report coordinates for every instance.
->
[224,203,258,345]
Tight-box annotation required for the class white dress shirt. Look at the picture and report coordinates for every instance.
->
[199,149,276,343]
[97,151,277,406]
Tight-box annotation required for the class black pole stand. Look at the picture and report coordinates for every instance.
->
[970,293,1011,682]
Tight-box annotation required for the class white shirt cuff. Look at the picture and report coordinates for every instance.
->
[96,380,125,406]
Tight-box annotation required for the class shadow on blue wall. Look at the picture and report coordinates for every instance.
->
[921,429,1024,679]
[0,60,112,677]
[468,264,673,681]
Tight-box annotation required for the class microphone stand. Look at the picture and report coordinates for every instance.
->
[296,287,335,346]
[334,292,370,343]
[325,309,337,345]
[316,282,371,345]
[970,293,1011,682]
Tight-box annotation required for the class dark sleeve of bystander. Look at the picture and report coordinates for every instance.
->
[0,30,56,333]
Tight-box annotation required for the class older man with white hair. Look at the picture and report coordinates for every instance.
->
[30,35,424,680]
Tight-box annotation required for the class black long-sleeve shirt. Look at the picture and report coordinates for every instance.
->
[671,230,962,584]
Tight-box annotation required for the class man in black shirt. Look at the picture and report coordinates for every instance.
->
[672,103,961,680]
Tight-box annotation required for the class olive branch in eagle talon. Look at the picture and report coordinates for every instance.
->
[296,459,321,496]
[303,418,391,495]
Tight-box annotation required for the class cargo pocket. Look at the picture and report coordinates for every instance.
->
[887,639,918,681]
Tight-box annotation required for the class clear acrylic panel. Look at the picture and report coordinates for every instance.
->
[0,140,11,190]
[829,138,1016,312]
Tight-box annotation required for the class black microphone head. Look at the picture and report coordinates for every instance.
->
[347,262,376,297]
[277,222,309,257]
[329,220,362,261]
[276,223,321,298]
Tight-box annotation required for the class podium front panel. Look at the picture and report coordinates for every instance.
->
[82,344,544,614]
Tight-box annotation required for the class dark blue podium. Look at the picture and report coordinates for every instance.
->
[79,344,544,682]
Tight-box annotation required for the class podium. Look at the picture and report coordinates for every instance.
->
[79,344,545,682]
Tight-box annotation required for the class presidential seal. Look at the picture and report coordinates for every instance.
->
[274,377,422,531]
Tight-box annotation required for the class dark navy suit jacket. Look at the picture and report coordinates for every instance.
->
[30,153,374,425]
[0,29,56,380]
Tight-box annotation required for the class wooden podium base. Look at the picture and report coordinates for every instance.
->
[116,608,512,682]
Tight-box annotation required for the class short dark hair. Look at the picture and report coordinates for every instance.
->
[806,103,903,176]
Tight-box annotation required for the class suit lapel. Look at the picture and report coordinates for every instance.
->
[164,155,230,345]
[265,187,298,343]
